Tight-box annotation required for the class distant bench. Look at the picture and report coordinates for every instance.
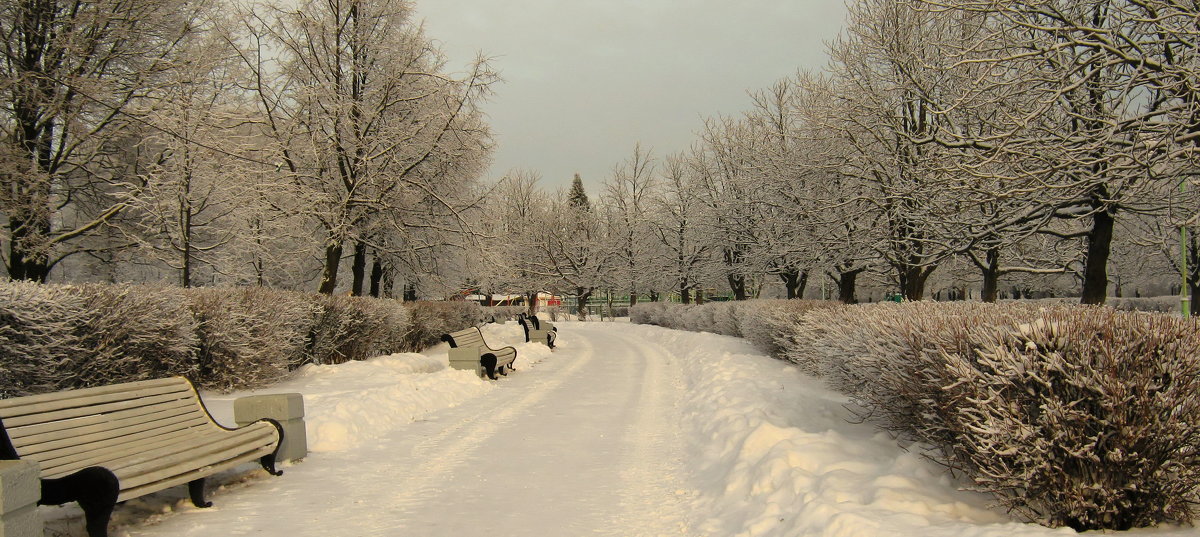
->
[518,314,557,348]
[441,326,518,380]
[0,377,284,537]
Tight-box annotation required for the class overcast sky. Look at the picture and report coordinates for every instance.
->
[418,1,848,191]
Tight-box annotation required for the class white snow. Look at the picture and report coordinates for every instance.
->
[39,321,1200,536]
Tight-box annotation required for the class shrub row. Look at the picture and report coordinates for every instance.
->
[629,299,832,336]
[480,305,527,323]
[1014,296,1181,314]
[633,299,1200,531]
[0,281,484,396]
[400,301,487,352]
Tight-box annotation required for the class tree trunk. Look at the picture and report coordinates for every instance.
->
[251,216,266,287]
[403,283,417,302]
[7,213,51,282]
[629,292,639,307]
[351,241,367,296]
[526,291,539,315]
[779,270,808,299]
[727,273,747,300]
[369,257,384,297]
[7,71,55,283]
[576,287,593,320]
[695,288,705,305]
[724,247,746,300]
[832,268,864,304]
[1080,205,1115,305]
[681,286,691,305]
[981,247,1000,303]
[181,202,193,288]
[318,241,344,294]
[898,265,934,301]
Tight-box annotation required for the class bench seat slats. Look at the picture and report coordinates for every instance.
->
[40,425,215,479]
[1,391,195,428]
[7,398,200,443]
[23,414,213,470]
[447,327,514,354]
[108,425,276,480]
[0,378,186,415]
[42,421,275,485]
[116,446,274,503]
[0,383,193,421]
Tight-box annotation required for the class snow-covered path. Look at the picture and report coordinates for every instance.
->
[102,322,695,537]
[356,322,693,536]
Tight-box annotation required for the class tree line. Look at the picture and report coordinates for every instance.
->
[475,0,1200,311]
[3,0,1197,310]
[0,0,493,294]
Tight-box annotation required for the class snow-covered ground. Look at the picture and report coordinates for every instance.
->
[40,322,1200,536]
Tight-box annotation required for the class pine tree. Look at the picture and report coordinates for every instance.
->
[568,173,590,211]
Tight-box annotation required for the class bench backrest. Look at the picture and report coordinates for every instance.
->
[0,377,217,478]
[442,327,484,349]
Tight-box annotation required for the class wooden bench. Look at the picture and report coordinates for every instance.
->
[441,327,518,380]
[0,377,284,537]
[519,314,558,348]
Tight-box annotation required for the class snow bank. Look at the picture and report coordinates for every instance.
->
[201,321,556,453]
[625,324,1076,537]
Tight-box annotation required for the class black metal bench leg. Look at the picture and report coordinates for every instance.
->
[261,453,284,476]
[189,478,212,508]
[40,466,119,537]
[481,355,499,380]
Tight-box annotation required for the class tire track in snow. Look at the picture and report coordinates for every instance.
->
[600,325,694,536]
[380,332,597,529]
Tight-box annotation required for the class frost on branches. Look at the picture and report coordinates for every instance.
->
[934,310,1200,530]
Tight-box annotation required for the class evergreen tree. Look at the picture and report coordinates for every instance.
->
[568,173,591,211]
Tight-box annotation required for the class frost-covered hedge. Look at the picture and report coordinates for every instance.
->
[0,282,201,396]
[629,299,837,340]
[480,305,526,323]
[633,299,1200,530]
[0,282,94,396]
[1010,296,1180,313]
[0,281,479,395]
[931,309,1200,530]
[400,301,483,352]
[188,287,302,390]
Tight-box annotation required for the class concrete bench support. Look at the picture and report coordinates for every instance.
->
[0,460,41,537]
[235,394,307,462]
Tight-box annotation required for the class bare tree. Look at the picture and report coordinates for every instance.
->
[912,0,1195,303]
[0,0,213,281]
[823,0,971,300]
[233,0,494,294]
[530,179,609,318]
[117,26,255,287]
[601,144,657,305]
[649,154,713,303]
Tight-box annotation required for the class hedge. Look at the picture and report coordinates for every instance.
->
[632,299,1200,530]
[0,281,484,395]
